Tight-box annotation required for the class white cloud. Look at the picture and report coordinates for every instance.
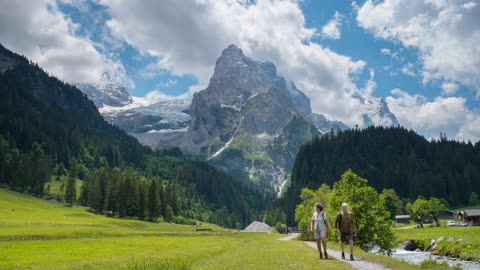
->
[0,0,128,85]
[461,1,477,10]
[401,63,416,77]
[356,0,480,95]
[101,0,377,126]
[321,11,342,40]
[158,79,177,88]
[441,82,459,95]
[386,89,480,141]
[380,48,391,55]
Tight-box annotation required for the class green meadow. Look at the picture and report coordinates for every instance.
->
[0,188,351,270]
[1,187,472,269]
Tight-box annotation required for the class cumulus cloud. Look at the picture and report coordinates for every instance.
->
[0,0,128,85]
[441,82,459,95]
[321,11,342,40]
[101,0,373,126]
[380,48,391,55]
[386,89,480,142]
[355,0,480,95]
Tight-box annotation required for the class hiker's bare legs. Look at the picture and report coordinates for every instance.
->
[340,241,345,253]
[322,240,327,252]
[316,239,322,254]
[349,239,354,256]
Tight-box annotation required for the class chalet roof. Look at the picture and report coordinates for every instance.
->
[395,215,410,219]
[464,209,480,217]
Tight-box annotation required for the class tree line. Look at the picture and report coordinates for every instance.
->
[280,126,480,225]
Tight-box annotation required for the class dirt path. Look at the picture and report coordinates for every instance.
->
[304,241,391,270]
[277,234,300,241]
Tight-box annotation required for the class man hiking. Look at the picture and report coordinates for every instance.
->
[310,203,329,259]
[335,203,356,261]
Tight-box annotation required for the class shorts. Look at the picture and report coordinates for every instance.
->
[314,230,326,240]
[341,232,354,243]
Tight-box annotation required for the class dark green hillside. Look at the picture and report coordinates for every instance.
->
[280,126,480,224]
[0,44,271,227]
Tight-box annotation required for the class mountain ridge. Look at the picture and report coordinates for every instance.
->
[75,44,399,192]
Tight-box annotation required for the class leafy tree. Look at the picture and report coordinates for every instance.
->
[406,197,430,228]
[380,189,403,219]
[165,205,174,223]
[328,170,395,250]
[294,184,331,241]
[64,160,77,206]
[428,197,446,227]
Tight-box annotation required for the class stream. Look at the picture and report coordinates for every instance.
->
[390,249,480,269]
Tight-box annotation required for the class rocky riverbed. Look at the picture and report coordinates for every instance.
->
[387,238,480,269]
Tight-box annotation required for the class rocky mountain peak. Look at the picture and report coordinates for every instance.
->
[100,71,112,81]
[76,72,133,108]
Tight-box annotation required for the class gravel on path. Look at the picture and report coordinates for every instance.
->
[304,241,391,270]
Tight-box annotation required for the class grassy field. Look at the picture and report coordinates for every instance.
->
[44,176,83,201]
[395,225,480,243]
[0,188,351,269]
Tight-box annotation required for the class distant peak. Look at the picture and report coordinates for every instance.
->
[221,44,243,56]
[100,72,111,81]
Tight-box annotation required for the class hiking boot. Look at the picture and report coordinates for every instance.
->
[319,253,323,259]
[324,252,328,259]
[341,252,345,260]
[350,255,354,261]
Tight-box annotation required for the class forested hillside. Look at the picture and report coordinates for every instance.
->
[0,44,272,227]
[280,126,480,224]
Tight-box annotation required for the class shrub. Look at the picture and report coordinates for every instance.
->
[275,222,287,234]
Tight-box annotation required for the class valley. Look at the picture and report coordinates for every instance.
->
[0,1,479,268]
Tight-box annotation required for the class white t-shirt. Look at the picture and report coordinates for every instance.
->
[312,211,327,231]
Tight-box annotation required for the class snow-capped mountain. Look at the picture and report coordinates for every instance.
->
[76,75,191,136]
[77,72,133,108]
[359,95,399,128]
[311,113,349,134]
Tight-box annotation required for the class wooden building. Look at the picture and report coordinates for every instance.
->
[459,209,480,226]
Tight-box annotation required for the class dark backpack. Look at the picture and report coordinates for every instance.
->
[335,212,354,231]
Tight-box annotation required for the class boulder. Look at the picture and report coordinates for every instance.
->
[425,239,437,251]
[402,239,418,251]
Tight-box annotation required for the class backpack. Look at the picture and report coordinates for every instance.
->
[335,212,354,232]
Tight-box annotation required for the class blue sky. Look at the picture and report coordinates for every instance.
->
[1,0,479,141]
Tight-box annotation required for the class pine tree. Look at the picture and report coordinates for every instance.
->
[137,182,147,220]
[147,179,160,221]
[65,160,77,206]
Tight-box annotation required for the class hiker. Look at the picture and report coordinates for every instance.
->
[335,203,356,261]
[310,203,329,259]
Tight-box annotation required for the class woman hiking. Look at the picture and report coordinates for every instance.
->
[310,203,329,259]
